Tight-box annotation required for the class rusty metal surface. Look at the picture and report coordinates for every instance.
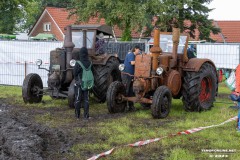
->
[63,26,75,83]
[122,96,152,104]
[167,70,181,96]
[171,27,180,67]
[63,26,75,49]
[133,78,151,95]
[134,54,152,77]
[150,28,162,71]
[183,58,217,72]
[159,54,171,71]
[182,34,189,63]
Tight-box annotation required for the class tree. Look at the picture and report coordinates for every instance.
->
[41,0,71,8]
[68,0,157,41]
[69,0,219,41]
[0,0,29,33]
[0,0,72,33]
[153,0,220,41]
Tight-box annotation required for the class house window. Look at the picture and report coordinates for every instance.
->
[43,23,51,31]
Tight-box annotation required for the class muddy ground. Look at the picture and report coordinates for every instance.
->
[0,93,234,160]
[0,97,127,160]
[0,98,73,160]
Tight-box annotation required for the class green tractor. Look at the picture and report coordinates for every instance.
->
[22,24,122,107]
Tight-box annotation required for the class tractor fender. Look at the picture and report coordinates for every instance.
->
[92,54,121,65]
[183,58,217,72]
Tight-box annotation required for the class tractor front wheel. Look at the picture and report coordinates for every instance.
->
[107,81,126,113]
[151,86,172,119]
[22,73,43,103]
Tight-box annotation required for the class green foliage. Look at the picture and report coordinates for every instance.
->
[0,0,71,33]
[41,0,71,8]
[68,0,156,41]
[0,0,29,33]
[69,0,219,41]
[153,0,221,41]
[23,0,42,32]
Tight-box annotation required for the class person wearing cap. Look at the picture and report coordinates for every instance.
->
[122,45,141,111]
[95,32,105,55]
[187,44,197,59]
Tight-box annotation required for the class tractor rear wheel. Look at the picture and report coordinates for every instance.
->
[151,86,172,119]
[92,57,121,102]
[22,73,43,103]
[182,62,218,111]
[107,81,126,113]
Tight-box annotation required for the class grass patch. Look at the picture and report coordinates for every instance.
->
[166,147,195,160]
[1,83,240,159]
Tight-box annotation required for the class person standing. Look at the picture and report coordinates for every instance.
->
[74,47,91,120]
[122,45,141,111]
[95,32,105,55]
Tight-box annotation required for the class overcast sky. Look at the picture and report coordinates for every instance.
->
[207,0,240,20]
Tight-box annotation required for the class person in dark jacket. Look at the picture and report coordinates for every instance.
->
[74,47,91,119]
[122,45,141,111]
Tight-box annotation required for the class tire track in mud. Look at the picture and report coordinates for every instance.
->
[0,99,72,160]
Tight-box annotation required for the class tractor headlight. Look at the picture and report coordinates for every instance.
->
[35,59,42,66]
[119,64,125,71]
[70,59,76,67]
[156,67,163,75]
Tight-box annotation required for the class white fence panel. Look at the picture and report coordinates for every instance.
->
[0,41,63,87]
[197,44,240,69]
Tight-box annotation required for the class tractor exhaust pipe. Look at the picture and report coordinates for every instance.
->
[63,25,75,84]
[172,27,180,67]
[150,27,162,90]
[150,27,162,70]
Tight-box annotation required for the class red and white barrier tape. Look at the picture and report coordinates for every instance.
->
[87,116,238,160]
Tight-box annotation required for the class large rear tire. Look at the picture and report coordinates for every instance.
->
[151,86,172,119]
[182,62,218,111]
[22,73,43,103]
[107,81,126,113]
[92,57,121,102]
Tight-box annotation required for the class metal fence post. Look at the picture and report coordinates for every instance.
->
[24,61,27,78]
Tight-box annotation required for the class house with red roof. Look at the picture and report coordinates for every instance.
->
[29,7,240,43]
[28,7,77,41]
[210,21,240,43]
[28,7,141,41]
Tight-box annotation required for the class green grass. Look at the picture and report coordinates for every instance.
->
[0,83,240,160]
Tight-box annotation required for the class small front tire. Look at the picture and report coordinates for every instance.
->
[151,86,172,119]
[22,73,43,103]
[107,81,126,113]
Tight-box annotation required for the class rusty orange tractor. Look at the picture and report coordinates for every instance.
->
[106,26,218,119]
